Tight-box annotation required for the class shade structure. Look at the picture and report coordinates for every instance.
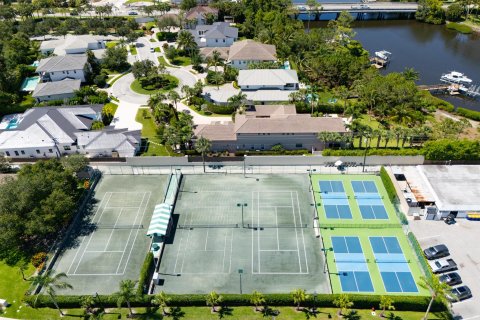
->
[147,203,172,237]
[335,160,343,167]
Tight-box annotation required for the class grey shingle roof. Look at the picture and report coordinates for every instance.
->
[190,22,238,41]
[36,55,88,73]
[32,79,81,98]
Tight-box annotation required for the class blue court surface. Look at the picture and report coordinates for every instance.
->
[319,181,352,219]
[370,236,418,293]
[332,236,374,293]
[352,181,378,193]
[353,181,388,220]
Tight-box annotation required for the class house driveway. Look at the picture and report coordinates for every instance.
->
[111,100,142,131]
[176,101,231,125]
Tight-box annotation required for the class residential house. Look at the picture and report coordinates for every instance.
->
[32,79,81,103]
[194,105,347,152]
[0,106,140,158]
[40,34,108,56]
[238,69,299,90]
[185,6,218,28]
[36,55,90,83]
[189,22,238,48]
[227,40,277,69]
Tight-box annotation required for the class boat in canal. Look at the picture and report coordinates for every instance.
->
[374,50,392,60]
[440,71,473,85]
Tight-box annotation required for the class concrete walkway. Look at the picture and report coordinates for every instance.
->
[176,101,231,125]
[112,100,143,131]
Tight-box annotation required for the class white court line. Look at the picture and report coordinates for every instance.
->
[257,191,261,273]
[104,208,124,251]
[70,192,114,275]
[259,206,293,208]
[228,228,233,273]
[204,229,209,251]
[221,229,228,273]
[69,273,123,276]
[85,250,124,253]
[260,249,298,252]
[296,191,309,274]
[119,191,151,274]
[290,191,302,273]
[251,191,255,274]
[255,272,309,275]
[275,207,280,251]
[180,201,195,274]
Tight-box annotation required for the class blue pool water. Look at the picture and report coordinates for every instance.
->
[21,76,40,92]
[6,119,18,130]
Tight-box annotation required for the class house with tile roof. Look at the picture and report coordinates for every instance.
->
[36,55,90,82]
[185,5,218,28]
[189,22,238,48]
[0,106,140,158]
[32,79,81,103]
[227,40,277,69]
[194,105,346,152]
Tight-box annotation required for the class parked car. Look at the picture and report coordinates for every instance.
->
[439,272,462,286]
[429,258,457,274]
[424,244,449,260]
[128,11,138,15]
[150,47,155,53]
[448,286,472,302]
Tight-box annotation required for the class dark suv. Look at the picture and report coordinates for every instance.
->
[423,244,449,260]
[439,272,462,286]
[448,286,472,302]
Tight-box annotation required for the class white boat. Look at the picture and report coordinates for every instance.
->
[440,71,473,85]
[374,50,392,60]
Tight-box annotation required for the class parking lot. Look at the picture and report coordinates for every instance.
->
[409,219,480,319]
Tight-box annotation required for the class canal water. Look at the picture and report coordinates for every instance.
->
[353,20,480,110]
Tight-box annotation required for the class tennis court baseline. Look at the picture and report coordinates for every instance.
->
[352,181,378,193]
[319,180,353,219]
[332,236,374,292]
[370,236,418,293]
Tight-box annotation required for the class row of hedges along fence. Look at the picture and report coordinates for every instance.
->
[24,293,445,312]
[380,166,408,225]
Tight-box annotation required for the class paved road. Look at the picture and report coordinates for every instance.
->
[110,73,148,105]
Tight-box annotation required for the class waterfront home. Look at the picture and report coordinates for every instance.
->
[189,22,238,48]
[0,106,140,158]
[228,40,277,69]
[36,55,90,83]
[32,79,81,103]
[185,5,218,28]
[194,105,346,152]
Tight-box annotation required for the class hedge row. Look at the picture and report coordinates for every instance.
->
[322,148,423,156]
[380,167,409,225]
[455,107,480,121]
[407,232,433,279]
[234,150,309,156]
[24,293,445,312]
[137,252,154,295]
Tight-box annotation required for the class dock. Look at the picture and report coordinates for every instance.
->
[369,57,389,69]
[460,84,480,98]
[417,84,452,93]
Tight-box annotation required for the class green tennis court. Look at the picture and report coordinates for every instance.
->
[157,174,329,294]
[52,175,168,294]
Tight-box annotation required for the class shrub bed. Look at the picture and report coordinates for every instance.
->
[206,104,234,115]
[24,293,445,312]
[380,166,398,203]
[322,148,424,156]
[234,150,309,156]
[455,107,480,121]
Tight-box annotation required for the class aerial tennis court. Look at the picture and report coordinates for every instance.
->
[157,174,328,294]
[52,175,168,294]
[322,228,426,295]
[312,175,398,224]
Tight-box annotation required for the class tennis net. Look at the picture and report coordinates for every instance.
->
[319,195,349,199]
[375,259,410,263]
[247,223,309,229]
[177,224,240,229]
[95,224,144,229]
[354,195,384,199]
[334,258,370,263]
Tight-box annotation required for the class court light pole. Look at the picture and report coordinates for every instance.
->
[321,247,333,274]
[237,203,247,228]
[243,155,247,177]
[312,290,317,314]
[362,137,370,173]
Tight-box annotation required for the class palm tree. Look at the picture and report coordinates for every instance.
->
[208,50,223,73]
[383,130,394,148]
[317,131,334,149]
[152,291,171,316]
[333,294,353,316]
[148,92,166,110]
[250,290,266,312]
[81,295,95,316]
[18,261,28,281]
[306,0,317,31]
[206,291,223,313]
[177,30,197,58]
[402,67,420,81]
[227,92,248,113]
[379,295,395,318]
[195,136,212,173]
[114,279,137,317]
[291,288,309,311]
[418,275,451,320]
[167,90,180,111]
[210,72,224,90]
[393,127,404,148]
[30,270,73,316]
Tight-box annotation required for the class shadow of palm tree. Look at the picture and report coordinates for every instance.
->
[301,308,318,319]
[385,312,403,320]
[218,305,233,319]
[262,306,280,318]
[344,310,361,320]
[170,307,185,320]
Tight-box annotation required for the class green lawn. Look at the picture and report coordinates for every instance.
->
[149,38,157,43]
[130,75,178,95]
[105,41,118,48]
[130,45,137,55]
[158,56,179,68]
[125,0,152,4]
[172,55,192,66]
[11,306,449,319]
[135,109,176,156]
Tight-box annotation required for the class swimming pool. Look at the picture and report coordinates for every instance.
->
[20,76,40,92]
